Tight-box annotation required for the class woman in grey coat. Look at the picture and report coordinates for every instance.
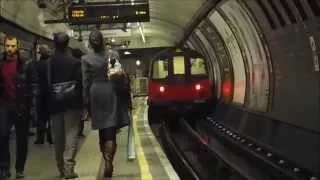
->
[81,30,129,178]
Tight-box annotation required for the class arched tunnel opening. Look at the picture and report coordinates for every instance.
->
[180,0,320,177]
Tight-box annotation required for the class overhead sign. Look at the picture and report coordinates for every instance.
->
[68,2,150,25]
[72,29,132,39]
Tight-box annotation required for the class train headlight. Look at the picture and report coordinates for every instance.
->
[159,86,165,92]
[195,84,201,91]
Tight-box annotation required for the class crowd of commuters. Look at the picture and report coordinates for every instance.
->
[0,30,132,179]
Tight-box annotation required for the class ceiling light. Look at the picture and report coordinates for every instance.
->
[138,24,146,44]
[111,38,115,42]
[124,51,131,55]
[136,60,141,66]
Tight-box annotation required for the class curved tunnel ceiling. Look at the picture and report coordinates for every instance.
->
[80,0,205,48]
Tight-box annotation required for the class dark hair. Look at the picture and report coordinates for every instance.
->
[39,44,51,57]
[4,35,19,46]
[2,36,22,70]
[89,30,104,53]
[53,32,69,51]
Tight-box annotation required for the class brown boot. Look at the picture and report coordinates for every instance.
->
[101,141,116,178]
[112,142,117,162]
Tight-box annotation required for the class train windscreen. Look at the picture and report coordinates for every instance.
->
[152,58,168,79]
[190,57,207,75]
[173,56,185,75]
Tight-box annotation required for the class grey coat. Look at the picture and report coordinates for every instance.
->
[81,51,129,130]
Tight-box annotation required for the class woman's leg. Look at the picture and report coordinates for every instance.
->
[99,127,117,177]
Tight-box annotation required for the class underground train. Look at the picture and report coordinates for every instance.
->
[148,47,214,121]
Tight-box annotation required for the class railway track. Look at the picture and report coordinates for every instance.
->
[156,117,298,180]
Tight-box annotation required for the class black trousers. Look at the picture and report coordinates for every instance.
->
[0,106,29,172]
[99,127,116,144]
[35,95,52,141]
[36,108,51,141]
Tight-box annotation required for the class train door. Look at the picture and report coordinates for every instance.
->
[167,49,188,85]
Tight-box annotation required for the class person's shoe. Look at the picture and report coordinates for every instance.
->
[34,138,44,144]
[64,172,78,179]
[78,133,85,138]
[46,136,53,144]
[0,169,11,179]
[16,171,24,179]
[64,166,78,179]
[46,130,53,144]
[28,131,35,136]
[103,170,113,178]
[59,170,64,178]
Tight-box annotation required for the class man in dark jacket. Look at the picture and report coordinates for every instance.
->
[0,35,38,179]
[71,48,86,138]
[38,32,82,179]
[34,44,52,144]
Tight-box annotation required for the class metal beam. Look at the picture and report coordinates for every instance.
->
[44,18,149,25]
[44,19,69,24]
[78,0,148,6]
[177,0,222,47]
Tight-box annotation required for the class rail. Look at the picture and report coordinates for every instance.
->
[159,118,267,180]
[199,116,319,180]
[158,116,310,180]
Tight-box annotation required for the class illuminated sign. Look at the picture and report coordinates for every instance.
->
[71,9,85,18]
[68,3,150,24]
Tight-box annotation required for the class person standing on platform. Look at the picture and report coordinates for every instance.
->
[0,36,38,179]
[34,44,53,144]
[39,32,82,179]
[81,30,129,178]
[71,48,86,138]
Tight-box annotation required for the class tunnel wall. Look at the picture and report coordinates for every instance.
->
[0,0,66,39]
[186,0,320,174]
[0,0,86,51]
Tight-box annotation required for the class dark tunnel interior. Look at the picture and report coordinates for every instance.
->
[182,0,320,174]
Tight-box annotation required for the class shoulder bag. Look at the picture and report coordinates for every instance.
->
[47,58,78,112]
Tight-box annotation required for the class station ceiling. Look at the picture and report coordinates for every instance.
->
[68,0,205,48]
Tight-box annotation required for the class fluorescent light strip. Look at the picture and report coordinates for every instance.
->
[138,23,146,44]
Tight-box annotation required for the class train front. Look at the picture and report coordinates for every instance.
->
[148,48,214,119]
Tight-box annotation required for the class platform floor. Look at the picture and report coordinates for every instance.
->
[7,97,179,180]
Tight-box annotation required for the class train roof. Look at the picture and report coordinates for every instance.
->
[150,47,204,62]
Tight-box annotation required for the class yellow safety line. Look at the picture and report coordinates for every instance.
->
[133,99,153,180]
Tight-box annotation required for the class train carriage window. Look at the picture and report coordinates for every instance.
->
[173,56,185,75]
[152,58,168,79]
[190,57,206,75]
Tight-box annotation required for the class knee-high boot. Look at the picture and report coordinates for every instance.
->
[100,140,116,177]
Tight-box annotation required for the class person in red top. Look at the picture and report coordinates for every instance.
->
[0,36,38,179]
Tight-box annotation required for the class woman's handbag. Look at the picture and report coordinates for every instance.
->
[47,58,78,112]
